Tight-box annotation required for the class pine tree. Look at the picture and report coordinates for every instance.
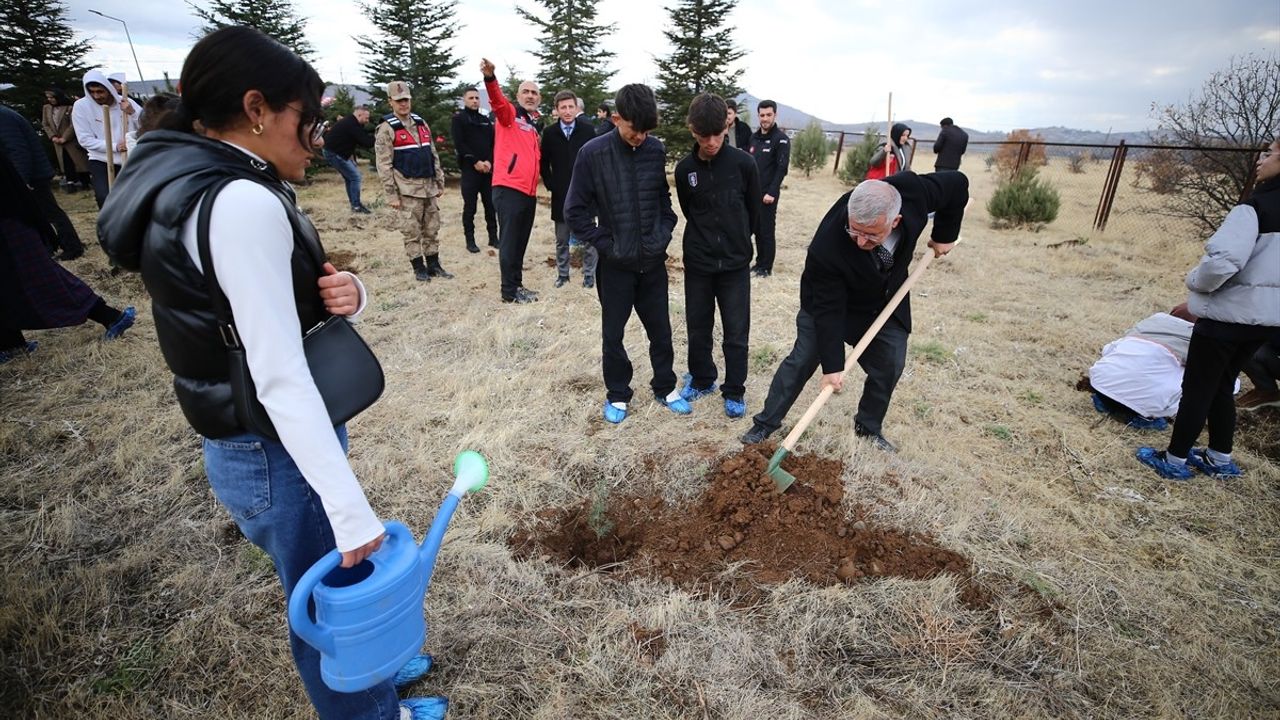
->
[190,0,315,59]
[515,0,615,112]
[654,0,746,160]
[0,0,90,124]
[355,0,463,172]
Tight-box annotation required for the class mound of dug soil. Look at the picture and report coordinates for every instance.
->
[511,444,989,608]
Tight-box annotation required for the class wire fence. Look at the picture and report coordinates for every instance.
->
[798,127,1265,243]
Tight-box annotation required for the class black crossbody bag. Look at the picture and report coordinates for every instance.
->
[196,177,384,441]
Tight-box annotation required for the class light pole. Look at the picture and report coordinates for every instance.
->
[88,10,145,84]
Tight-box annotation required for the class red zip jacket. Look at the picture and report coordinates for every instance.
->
[485,77,541,197]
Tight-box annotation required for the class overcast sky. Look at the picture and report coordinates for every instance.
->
[66,0,1278,132]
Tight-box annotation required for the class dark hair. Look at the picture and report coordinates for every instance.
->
[164,26,325,149]
[137,92,181,139]
[614,84,658,132]
[553,90,577,106]
[45,87,73,106]
[687,93,728,137]
[463,87,479,96]
[940,117,954,127]
[597,102,610,114]
[757,99,777,112]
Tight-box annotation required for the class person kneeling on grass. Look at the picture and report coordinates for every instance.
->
[1237,335,1280,411]
[565,83,685,424]
[1136,138,1280,480]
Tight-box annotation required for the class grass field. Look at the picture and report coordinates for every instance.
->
[2,146,1277,719]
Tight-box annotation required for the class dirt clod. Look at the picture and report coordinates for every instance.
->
[511,443,990,608]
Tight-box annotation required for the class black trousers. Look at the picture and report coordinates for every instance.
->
[684,266,750,400]
[1168,329,1265,457]
[88,160,120,209]
[460,167,498,246]
[492,186,536,299]
[1243,340,1280,392]
[754,199,778,271]
[752,308,908,436]
[30,179,84,255]
[596,260,677,404]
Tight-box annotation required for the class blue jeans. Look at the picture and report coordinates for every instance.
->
[324,150,365,209]
[203,426,398,720]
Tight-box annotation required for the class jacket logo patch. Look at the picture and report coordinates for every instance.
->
[688,172,697,188]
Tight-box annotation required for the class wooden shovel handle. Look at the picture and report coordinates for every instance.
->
[779,246,942,453]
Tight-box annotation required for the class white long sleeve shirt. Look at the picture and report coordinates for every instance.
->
[179,148,381,552]
[70,95,140,163]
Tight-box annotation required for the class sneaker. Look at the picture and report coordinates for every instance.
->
[583,276,594,289]
[400,696,448,720]
[657,394,693,415]
[678,373,717,402]
[1237,387,1280,412]
[741,423,774,444]
[518,286,539,298]
[515,287,539,302]
[0,340,38,364]
[353,205,372,214]
[724,397,747,419]
[393,654,434,689]
[1185,448,1243,478]
[854,422,897,453]
[1135,446,1194,480]
[554,276,570,288]
[603,402,628,424]
[104,306,136,340]
[502,293,535,304]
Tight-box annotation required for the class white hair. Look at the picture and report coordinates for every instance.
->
[848,180,902,224]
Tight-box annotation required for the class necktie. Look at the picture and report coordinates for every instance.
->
[564,125,572,139]
[875,245,894,271]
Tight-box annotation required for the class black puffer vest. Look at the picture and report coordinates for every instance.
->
[99,131,328,438]
[576,132,671,270]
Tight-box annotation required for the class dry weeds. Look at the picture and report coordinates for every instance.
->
[2,148,1277,719]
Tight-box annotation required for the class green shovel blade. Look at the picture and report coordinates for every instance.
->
[766,446,796,493]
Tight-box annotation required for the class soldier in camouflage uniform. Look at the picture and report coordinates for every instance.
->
[374,80,451,281]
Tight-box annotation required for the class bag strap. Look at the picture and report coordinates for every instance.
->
[195,177,328,350]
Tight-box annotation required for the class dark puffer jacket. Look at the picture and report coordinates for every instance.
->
[98,130,328,438]
[563,130,678,271]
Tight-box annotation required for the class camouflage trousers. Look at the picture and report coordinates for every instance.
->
[396,194,441,259]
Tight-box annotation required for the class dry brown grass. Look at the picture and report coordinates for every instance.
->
[2,150,1278,719]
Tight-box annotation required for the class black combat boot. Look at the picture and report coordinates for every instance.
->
[427,254,454,279]
[411,256,431,282]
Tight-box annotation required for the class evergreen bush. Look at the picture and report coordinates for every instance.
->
[837,128,881,185]
[791,120,829,177]
[987,168,1061,228]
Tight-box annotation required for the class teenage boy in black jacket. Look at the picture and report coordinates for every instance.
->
[674,93,761,419]
[565,84,686,424]
[541,90,598,287]
[747,99,790,276]
[451,87,498,252]
[742,171,968,452]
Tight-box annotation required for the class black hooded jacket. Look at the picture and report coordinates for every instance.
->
[97,130,328,438]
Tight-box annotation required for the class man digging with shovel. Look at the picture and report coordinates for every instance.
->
[741,172,968,453]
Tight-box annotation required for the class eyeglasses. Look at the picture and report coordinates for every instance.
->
[284,103,325,145]
[845,222,889,245]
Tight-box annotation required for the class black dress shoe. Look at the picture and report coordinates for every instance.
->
[466,242,481,253]
[855,423,897,453]
[751,267,772,278]
[741,424,774,444]
[554,276,569,288]
[583,276,594,288]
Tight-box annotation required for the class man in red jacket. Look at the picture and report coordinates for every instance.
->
[481,57,543,304]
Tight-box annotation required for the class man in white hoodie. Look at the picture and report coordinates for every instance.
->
[71,69,140,208]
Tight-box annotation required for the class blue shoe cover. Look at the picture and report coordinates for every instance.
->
[105,306,136,340]
[1127,415,1168,431]
[401,696,449,720]
[724,398,746,418]
[1186,448,1243,478]
[603,402,627,424]
[658,395,693,415]
[393,653,434,689]
[1135,446,1193,480]
[678,373,717,402]
[1091,393,1109,414]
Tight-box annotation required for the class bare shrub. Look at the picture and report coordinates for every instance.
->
[1132,148,1186,194]
[993,129,1048,177]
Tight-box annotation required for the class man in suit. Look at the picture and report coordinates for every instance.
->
[541,90,598,288]
[741,171,969,452]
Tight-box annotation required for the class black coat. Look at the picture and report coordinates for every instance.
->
[321,113,374,159]
[565,131,678,271]
[451,107,494,168]
[0,105,54,184]
[728,118,752,150]
[675,145,760,273]
[540,120,596,221]
[800,171,969,373]
[748,124,790,197]
[932,124,969,170]
[595,116,615,136]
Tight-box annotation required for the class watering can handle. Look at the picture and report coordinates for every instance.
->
[287,521,414,657]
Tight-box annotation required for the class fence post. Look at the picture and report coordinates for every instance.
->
[1013,142,1029,175]
[833,131,845,175]
[1093,140,1127,232]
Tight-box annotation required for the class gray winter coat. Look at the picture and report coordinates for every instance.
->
[1186,199,1280,327]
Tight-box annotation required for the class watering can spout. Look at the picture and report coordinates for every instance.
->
[418,451,489,592]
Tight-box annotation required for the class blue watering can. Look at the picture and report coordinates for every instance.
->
[288,450,489,693]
